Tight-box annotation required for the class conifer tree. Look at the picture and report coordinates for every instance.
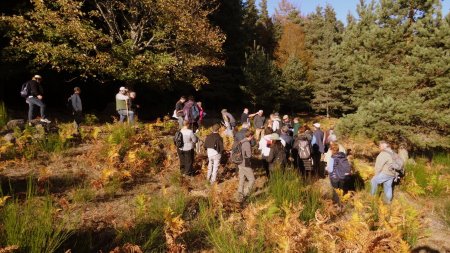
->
[256,0,277,56]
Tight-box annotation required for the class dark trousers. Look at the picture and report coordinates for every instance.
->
[312,152,322,175]
[262,156,270,178]
[73,111,82,132]
[178,149,194,175]
[330,178,347,204]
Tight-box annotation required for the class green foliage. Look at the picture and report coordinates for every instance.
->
[1,182,71,253]
[71,185,96,203]
[279,57,312,112]
[299,186,323,223]
[268,168,303,206]
[398,200,421,247]
[107,124,135,146]
[1,0,225,88]
[84,114,99,126]
[116,224,165,252]
[242,45,280,109]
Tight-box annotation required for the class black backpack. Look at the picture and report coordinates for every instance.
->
[231,141,243,164]
[173,131,184,149]
[20,81,30,98]
[333,153,351,180]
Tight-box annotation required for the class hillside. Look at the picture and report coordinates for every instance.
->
[0,118,449,252]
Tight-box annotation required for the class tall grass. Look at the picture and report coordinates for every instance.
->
[1,182,71,253]
[432,153,450,172]
[299,187,323,222]
[268,168,303,206]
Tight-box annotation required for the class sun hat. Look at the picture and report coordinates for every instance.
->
[270,133,281,141]
[313,123,321,128]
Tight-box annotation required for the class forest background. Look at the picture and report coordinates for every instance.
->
[0,0,449,151]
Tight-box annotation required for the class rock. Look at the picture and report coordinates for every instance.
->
[3,133,15,143]
[6,119,25,130]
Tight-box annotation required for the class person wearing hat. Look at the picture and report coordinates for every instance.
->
[311,122,325,176]
[282,115,293,134]
[116,86,134,124]
[221,109,235,137]
[204,124,224,184]
[25,75,51,124]
[267,133,287,171]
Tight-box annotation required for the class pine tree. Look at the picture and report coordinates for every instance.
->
[256,0,276,56]
[279,57,311,112]
[242,0,259,48]
[304,5,347,117]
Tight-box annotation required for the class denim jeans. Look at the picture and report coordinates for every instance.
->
[117,110,134,124]
[26,97,46,121]
[207,154,221,184]
[371,172,395,203]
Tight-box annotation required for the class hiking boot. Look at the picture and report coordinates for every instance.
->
[40,118,51,124]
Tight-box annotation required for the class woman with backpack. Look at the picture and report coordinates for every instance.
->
[293,133,313,176]
[267,133,287,171]
[327,143,352,205]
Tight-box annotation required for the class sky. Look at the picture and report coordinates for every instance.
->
[258,0,450,24]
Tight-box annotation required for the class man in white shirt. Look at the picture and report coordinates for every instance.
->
[116,87,134,124]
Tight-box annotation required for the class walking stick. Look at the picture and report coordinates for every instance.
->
[125,99,130,124]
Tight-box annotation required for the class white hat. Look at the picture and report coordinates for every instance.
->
[258,110,263,113]
[119,86,127,91]
[313,123,321,128]
[34,75,42,79]
[283,115,289,120]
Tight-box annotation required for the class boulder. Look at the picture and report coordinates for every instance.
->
[6,119,25,130]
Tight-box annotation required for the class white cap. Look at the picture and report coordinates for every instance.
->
[119,86,127,91]
[313,123,321,128]
[34,75,42,79]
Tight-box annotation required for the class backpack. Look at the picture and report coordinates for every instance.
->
[190,104,200,121]
[385,151,405,182]
[333,154,352,180]
[20,81,30,98]
[298,140,311,159]
[173,131,184,149]
[230,141,243,164]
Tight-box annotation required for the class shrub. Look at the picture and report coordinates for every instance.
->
[116,224,165,252]
[71,185,96,203]
[84,114,99,126]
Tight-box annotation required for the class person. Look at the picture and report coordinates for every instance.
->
[370,141,398,203]
[240,108,249,124]
[324,135,346,167]
[398,143,409,164]
[251,110,265,141]
[178,120,198,176]
[183,96,199,132]
[116,87,134,124]
[204,124,224,184]
[174,96,186,129]
[280,125,293,163]
[282,115,293,135]
[272,113,281,133]
[221,109,236,137]
[234,122,256,147]
[327,143,351,204]
[25,75,51,124]
[267,133,287,171]
[128,91,140,116]
[311,123,325,175]
[292,118,301,138]
[197,101,205,128]
[324,127,336,152]
[258,127,273,177]
[68,87,82,133]
[237,131,255,202]
[293,133,313,175]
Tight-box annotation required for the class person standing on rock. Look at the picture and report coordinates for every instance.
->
[204,124,224,184]
[68,87,82,134]
[174,96,186,129]
[237,130,255,202]
[25,75,51,124]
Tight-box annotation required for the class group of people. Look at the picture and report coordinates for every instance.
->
[174,96,205,132]
[175,105,406,204]
[22,75,83,133]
